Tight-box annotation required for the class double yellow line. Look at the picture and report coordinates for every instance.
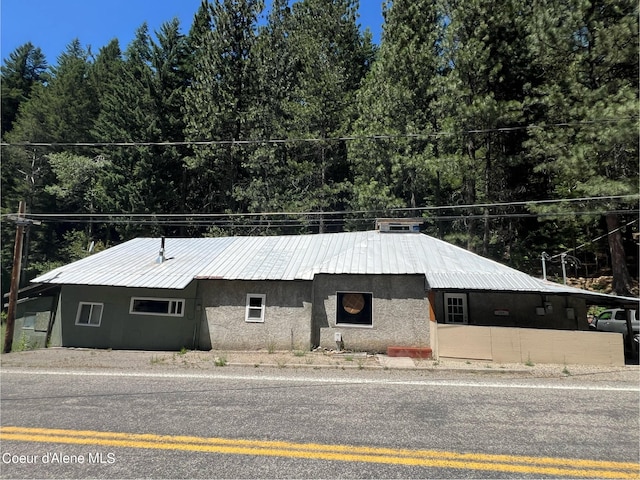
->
[1,426,638,478]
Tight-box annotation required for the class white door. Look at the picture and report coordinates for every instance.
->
[444,293,468,324]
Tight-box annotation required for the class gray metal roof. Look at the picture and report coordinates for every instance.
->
[30,231,640,303]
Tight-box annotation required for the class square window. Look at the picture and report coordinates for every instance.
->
[75,302,103,327]
[245,294,266,322]
[336,292,373,326]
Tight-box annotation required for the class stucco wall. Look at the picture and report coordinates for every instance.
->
[313,274,430,352]
[58,283,199,350]
[199,280,312,351]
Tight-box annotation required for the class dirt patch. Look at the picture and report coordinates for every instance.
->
[566,276,639,297]
[0,347,381,371]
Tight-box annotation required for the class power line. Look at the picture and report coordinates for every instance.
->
[380,195,639,214]
[0,118,636,148]
[550,219,639,259]
[2,195,637,225]
[3,195,636,219]
[26,212,635,228]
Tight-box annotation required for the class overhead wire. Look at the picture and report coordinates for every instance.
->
[550,219,639,259]
[14,211,636,225]
[3,195,636,221]
[2,195,637,227]
[0,117,636,148]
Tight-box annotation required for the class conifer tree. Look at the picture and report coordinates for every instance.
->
[183,0,264,215]
[232,0,299,227]
[90,39,123,106]
[348,0,443,227]
[526,0,638,293]
[93,22,190,236]
[284,0,373,232]
[438,0,535,256]
[2,40,99,280]
[1,43,48,135]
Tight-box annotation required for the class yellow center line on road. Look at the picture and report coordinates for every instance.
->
[2,426,638,478]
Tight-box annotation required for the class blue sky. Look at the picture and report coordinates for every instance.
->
[1,1,384,65]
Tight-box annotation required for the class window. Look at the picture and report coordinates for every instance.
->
[245,294,266,322]
[22,313,36,329]
[130,297,185,317]
[444,293,468,324]
[75,302,103,327]
[599,311,612,320]
[336,292,373,326]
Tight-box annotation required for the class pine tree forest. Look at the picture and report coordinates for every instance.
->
[1,0,638,298]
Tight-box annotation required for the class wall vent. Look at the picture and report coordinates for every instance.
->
[375,218,423,233]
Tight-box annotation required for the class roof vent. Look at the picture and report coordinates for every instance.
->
[376,218,422,233]
[156,236,166,264]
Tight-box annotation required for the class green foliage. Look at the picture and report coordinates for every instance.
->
[349,0,444,215]
[13,333,37,352]
[26,230,105,280]
[214,355,228,366]
[524,0,638,292]
[45,152,110,210]
[1,42,48,135]
[435,0,537,256]
[91,21,191,237]
[183,0,264,214]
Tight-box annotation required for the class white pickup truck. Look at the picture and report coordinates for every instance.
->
[591,309,639,343]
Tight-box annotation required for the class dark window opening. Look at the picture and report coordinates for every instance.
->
[336,292,373,326]
[130,298,185,317]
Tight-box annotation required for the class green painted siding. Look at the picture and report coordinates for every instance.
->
[58,283,200,350]
[12,296,57,349]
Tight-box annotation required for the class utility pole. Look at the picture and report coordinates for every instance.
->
[541,252,548,281]
[4,201,25,353]
[3,201,40,354]
[561,253,568,285]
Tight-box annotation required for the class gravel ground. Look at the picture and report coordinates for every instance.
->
[1,347,639,382]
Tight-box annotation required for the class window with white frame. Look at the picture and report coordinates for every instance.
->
[130,297,185,317]
[245,294,266,322]
[75,302,103,327]
[444,293,468,324]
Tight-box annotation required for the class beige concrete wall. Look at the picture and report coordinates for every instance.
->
[436,324,625,366]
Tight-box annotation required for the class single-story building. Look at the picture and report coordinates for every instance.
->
[17,223,639,365]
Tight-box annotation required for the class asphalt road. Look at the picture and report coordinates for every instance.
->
[1,367,639,479]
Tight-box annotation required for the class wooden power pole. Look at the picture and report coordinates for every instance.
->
[3,201,26,353]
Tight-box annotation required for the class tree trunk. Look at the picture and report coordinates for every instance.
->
[482,137,491,256]
[465,139,477,252]
[605,213,632,296]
